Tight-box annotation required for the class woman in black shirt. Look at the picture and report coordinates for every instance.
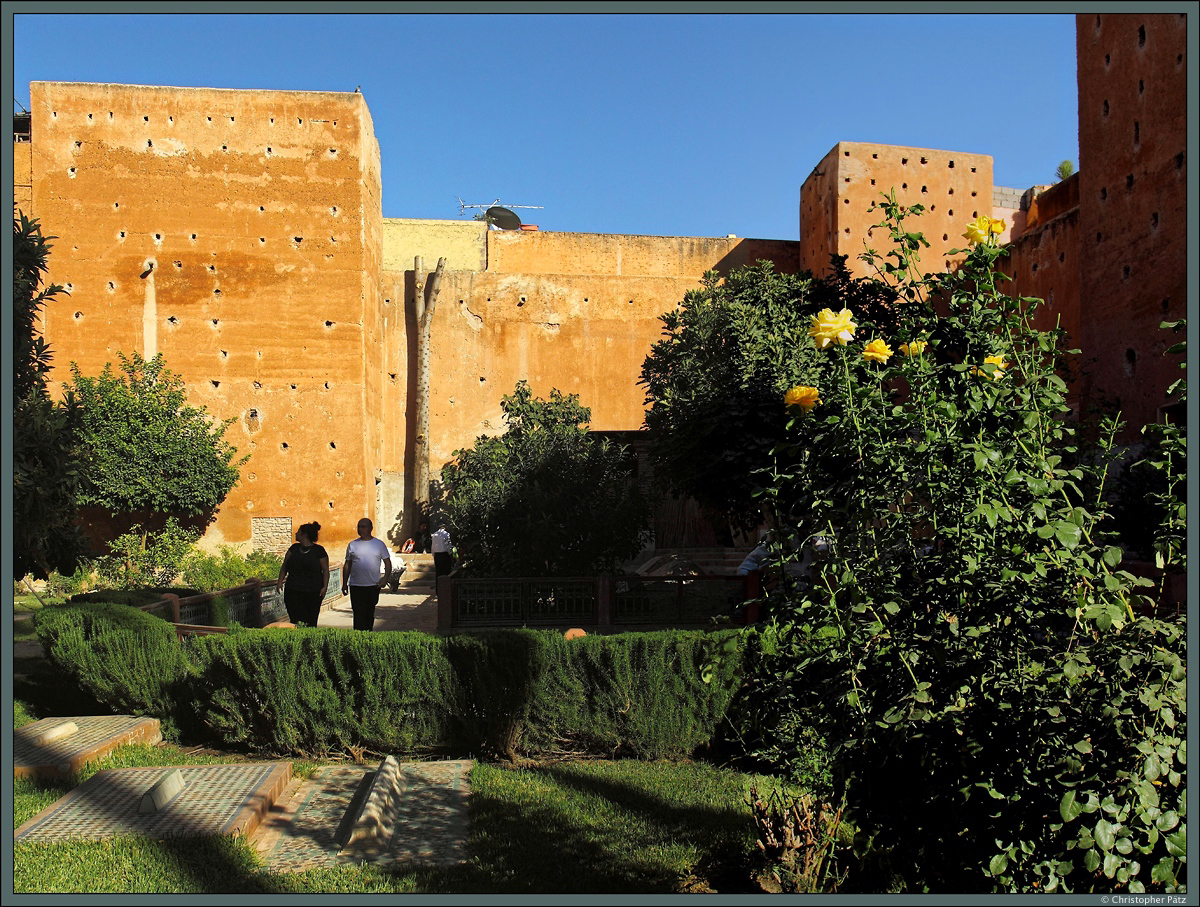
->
[277,521,330,626]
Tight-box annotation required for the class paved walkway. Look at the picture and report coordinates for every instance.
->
[317,582,438,633]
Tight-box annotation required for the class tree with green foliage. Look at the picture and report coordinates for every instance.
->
[640,260,905,533]
[722,197,1184,893]
[441,381,652,576]
[13,214,85,580]
[1055,159,1076,182]
[68,352,246,525]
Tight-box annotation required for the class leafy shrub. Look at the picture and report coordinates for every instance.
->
[34,603,197,738]
[90,520,198,590]
[45,566,91,601]
[722,197,1184,892]
[181,546,282,593]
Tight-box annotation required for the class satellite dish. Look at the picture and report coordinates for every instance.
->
[485,206,523,230]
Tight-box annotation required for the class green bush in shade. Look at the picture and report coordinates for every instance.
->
[38,602,748,762]
[34,603,196,738]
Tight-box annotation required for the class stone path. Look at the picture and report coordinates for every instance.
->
[251,760,472,873]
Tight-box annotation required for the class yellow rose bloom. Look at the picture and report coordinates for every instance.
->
[862,338,893,364]
[988,216,1007,235]
[899,339,927,357]
[963,216,991,245]
[784,385,821,412]
[809,308,857,349]
[972,355,1008,380]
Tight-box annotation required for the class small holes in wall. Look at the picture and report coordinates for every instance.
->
[213,288,221,296]
[389,373,397,381]
[281,442,289,450]
[942,234,948,241]
[294,237,303,243]
[74,311,83,320]
[901,182,907,189]
[1058,252,1065,263]
[168,315,179,325]
[68,167,76,177]
[221,144,228,151]
[929,204,936,211]
[253,382,261,390]
[901,157,908,165]
[870,179,875,186]
[112,201,119,208]
[1032,263,1039,273]
[211,318,219,326]
[1176,152,1184,170]
[64,283,73,292]
[168,116,173,124]
[970,167,976,173]
[1125,174,1134,190]
[1138,25,1145,47]
[220,350,228,359]
[327,501,334,509]
[844,177,850,183]
[107,281,115,291]
[74,140,82,149]
[324,320,334,328]
[207,116,212,122]
[947,209,953,216]
[330,206,339,215]
[265,147,272,155]
[947,188,954,195]
[1123,265,1131,279]
[844,150,850,156]
[519,295,527,303]
[1124,348,1137,377]
[948,160,955,168]
[154,233,162,242]
[844,198,850,204]
[259,238,266,244]
[329,442,336,450]
[1097,232,1103,243]
[920,157,927,164]
[1151,212,1159,230]
[330,236,337,243]
[1133,121,1140,145]
[328,148,337,156]
[190,233,197,241]
[87,113,92,121]
[479,376,486,383]
[844,228,851,234]
[1138,79,1145,96]
[972,210,978,218]
[119,231,126,239]
[324,382,330,390]
[173,260,182,268]
[921,185,927,193]
[207,264,216,272]
[1161,298,1171,312]
[211,380,220,388]
[872,153,878,159]
[290,383,297,390]
[1100,187,1107,200]
[229,116,235,122]
[1105,53,1111,67]
[1103,99,1109,117]
[583,298,589,303]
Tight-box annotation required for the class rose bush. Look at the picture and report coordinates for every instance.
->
[724,192,1185,893]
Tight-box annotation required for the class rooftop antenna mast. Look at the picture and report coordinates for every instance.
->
[454,197,543,230]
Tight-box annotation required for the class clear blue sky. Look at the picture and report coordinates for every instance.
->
[11,12,1080,239]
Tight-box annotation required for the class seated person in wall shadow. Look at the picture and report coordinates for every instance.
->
[402,518,433,554]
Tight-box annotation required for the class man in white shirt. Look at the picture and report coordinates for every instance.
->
[431,524,454,579]
[341,517,392,631]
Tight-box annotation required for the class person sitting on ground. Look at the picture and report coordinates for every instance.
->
[402,518,433,554]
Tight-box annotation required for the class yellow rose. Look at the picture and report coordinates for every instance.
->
[972,355,1008,380]
[963,216,991,245]
[809,308,857,349]
[988,216,1007,235]
[861,338,893,364]
[899,339,927,357]
[784,385,821,412]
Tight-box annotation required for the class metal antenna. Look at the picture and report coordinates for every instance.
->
[454,198,544,230]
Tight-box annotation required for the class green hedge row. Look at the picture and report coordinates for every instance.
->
[35,603,745,760]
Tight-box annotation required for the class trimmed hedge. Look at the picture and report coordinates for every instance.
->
[36,603,744,760]
[34,603,197,738]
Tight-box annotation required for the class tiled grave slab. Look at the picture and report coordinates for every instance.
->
[14,715,162,779]
[14,762,291,843]
[254,759,472,873]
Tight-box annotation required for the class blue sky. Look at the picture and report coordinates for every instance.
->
[11,12,1081,239]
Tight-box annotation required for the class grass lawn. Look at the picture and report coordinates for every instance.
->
[13,703,769,894]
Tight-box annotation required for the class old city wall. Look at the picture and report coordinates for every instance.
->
[374,225,800,541]
[800,141,996,279]
[1076,13,1187,434]
[25,81,383,551]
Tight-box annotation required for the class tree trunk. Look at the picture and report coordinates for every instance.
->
[413,256,446,520]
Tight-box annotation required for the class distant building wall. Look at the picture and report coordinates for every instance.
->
[1075,12,1188,434]
[377,228,800,540]
[25,81,383,550]
[799,141,995,279]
